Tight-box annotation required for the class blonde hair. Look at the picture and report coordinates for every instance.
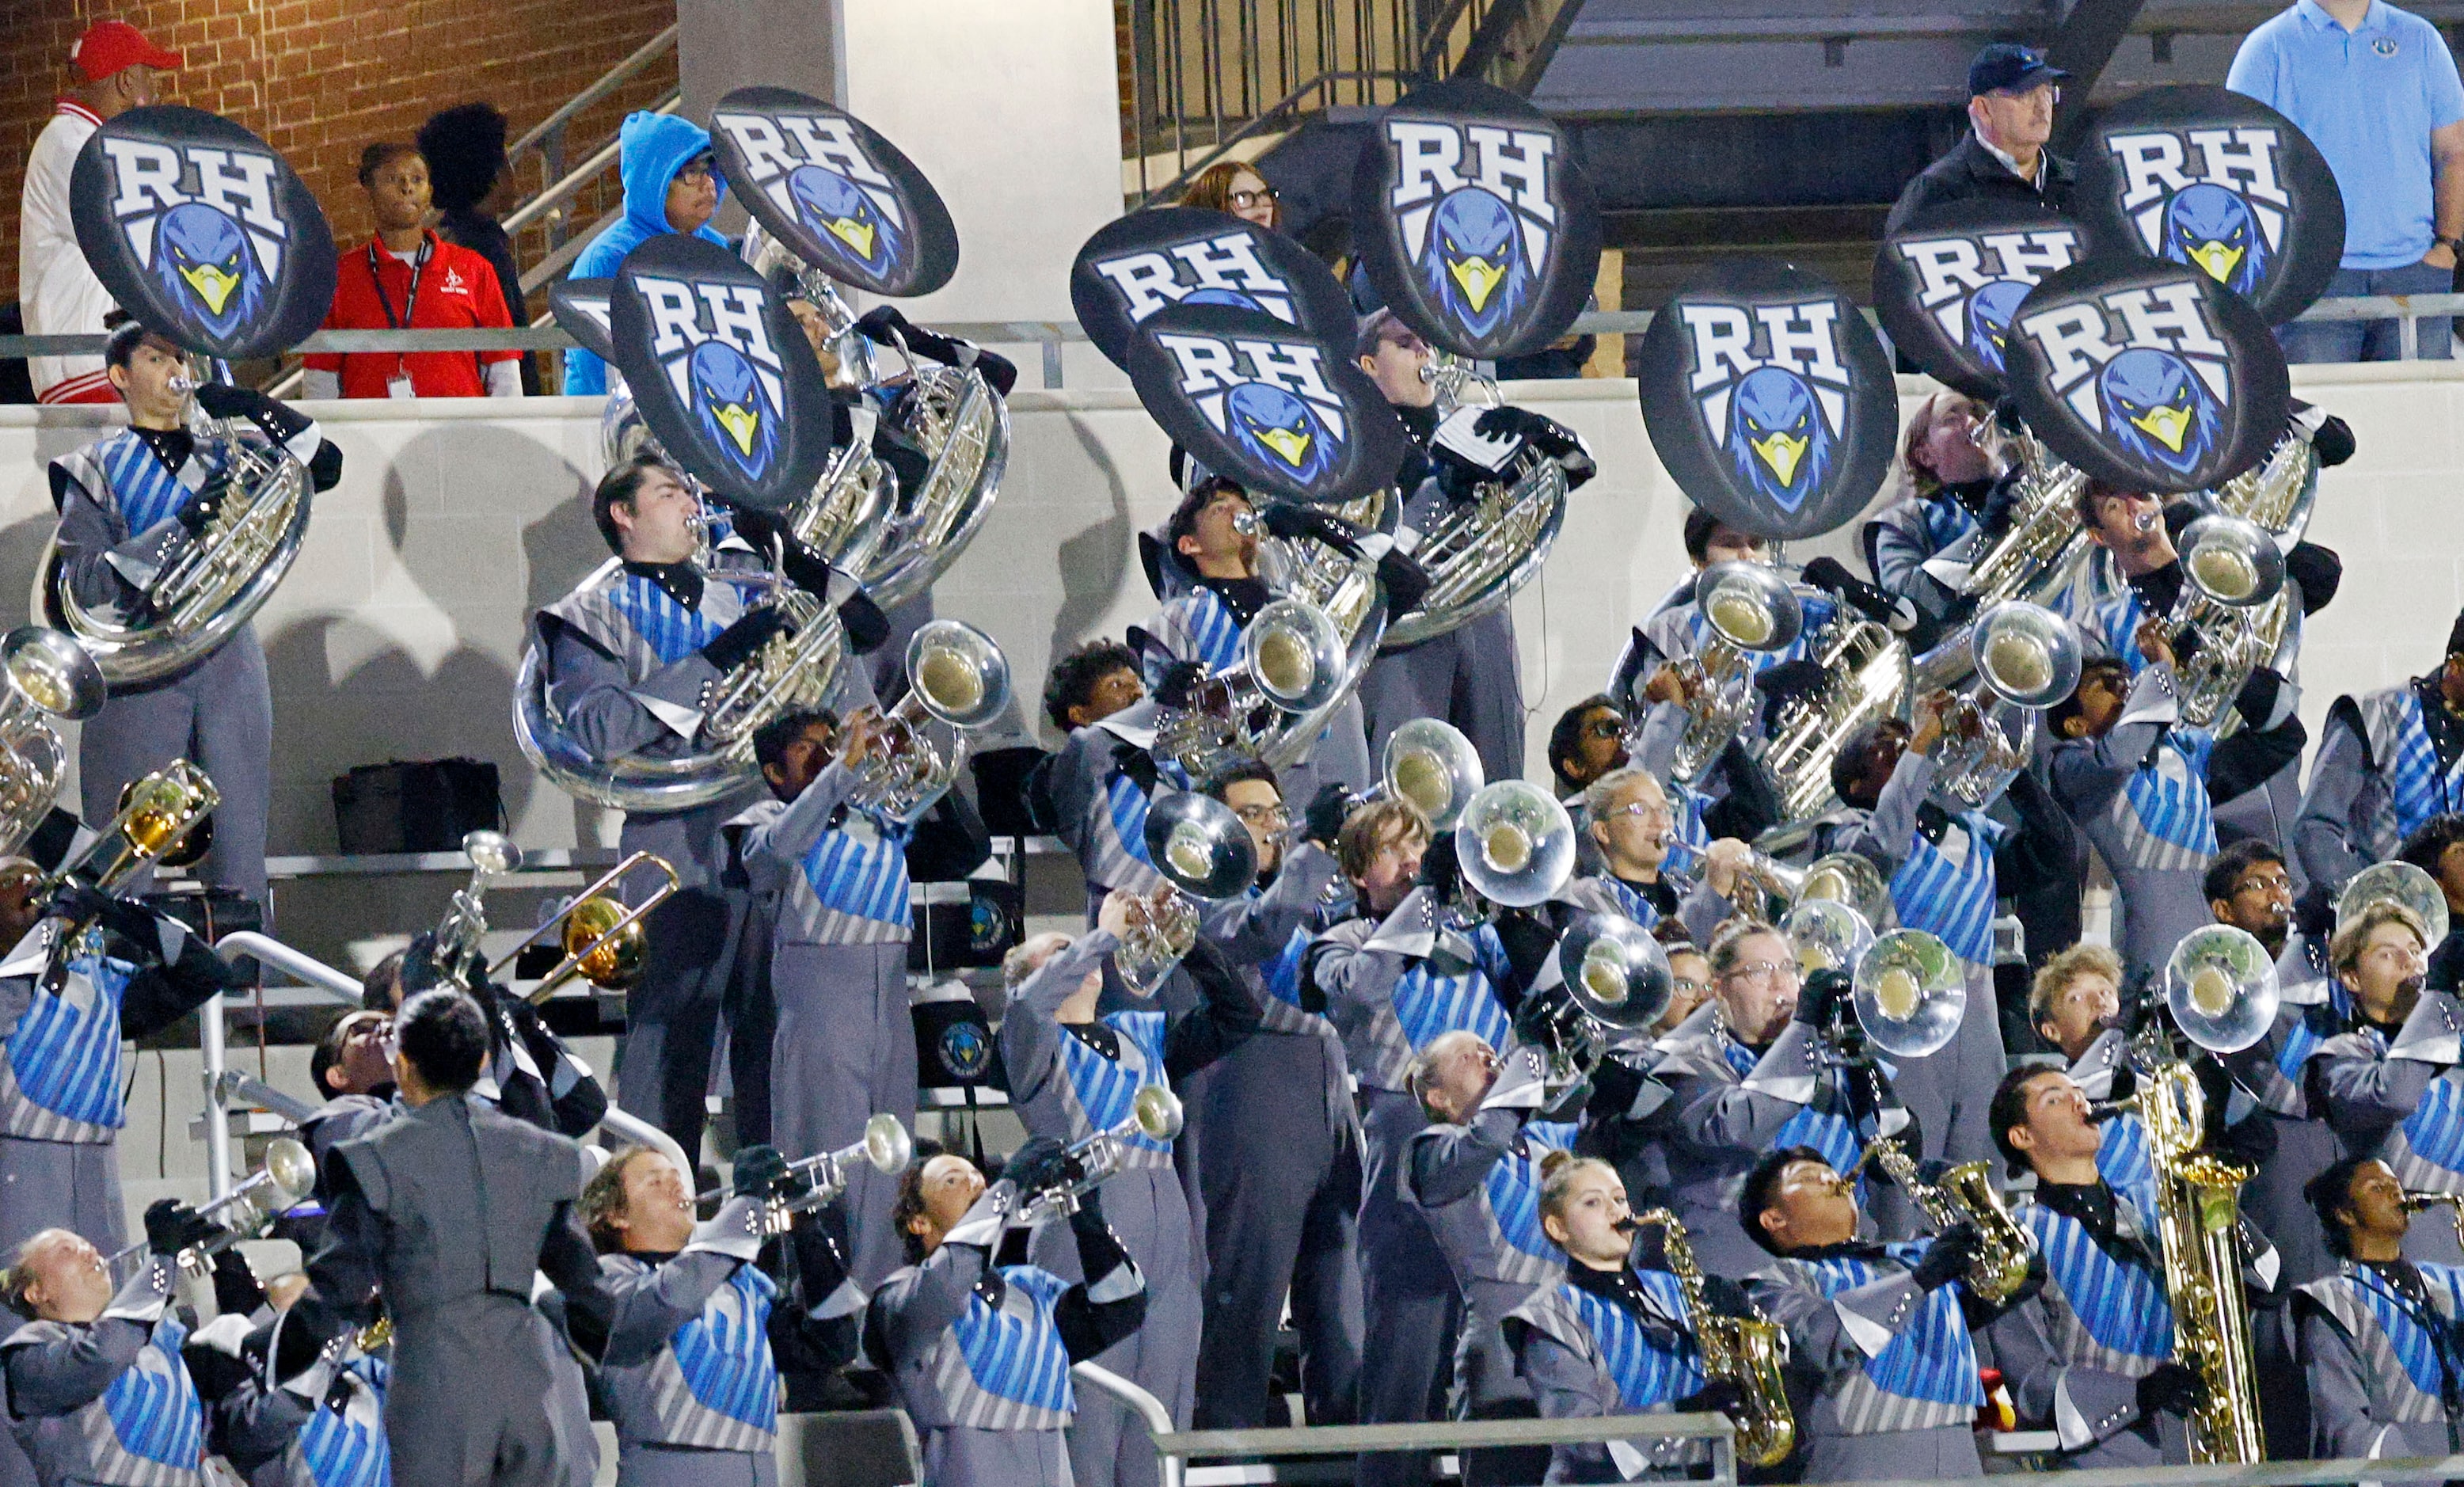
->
[1537,1149,1618,1227]
[2029,942,2124,1028]
[1002,932,1074,992]
[2331,899,2430,974]
[1705,918,1784,979]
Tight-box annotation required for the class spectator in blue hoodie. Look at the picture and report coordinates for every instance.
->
[562,111,726,396]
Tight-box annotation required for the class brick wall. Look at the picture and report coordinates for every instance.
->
[0,0,681,301]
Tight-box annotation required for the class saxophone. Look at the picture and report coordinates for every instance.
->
[1632,1208,1796,1468]
[1858,1135,2036,1303]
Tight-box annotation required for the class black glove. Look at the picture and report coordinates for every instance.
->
[1151,660,1206,711]
[1260,501,1356,552]
[1002,1136,1081,1196]
[47,884,159,953]
[2292,881,2337,941]
[195,382,278,423]
[1112,742,1161,797]
[1751,658,1826,704]
[1416,833,1461,896]
[854,305,912,346]
[1794,967,1852,1027]
[1798,557,1907,629]
[1585,1055,1647,1124]
[854,305,1018,395]
[1472,405,1583,461]
[2287,541,2342,616]
[701,607,792,671]
[1672,1377,1745,1419]
[1977,469,2026,535]
[144,1197,218,1257]
[733,1143,792,1200]
[1378,548,1432,618]
[2135,1361,2207,1418]
[2428,930,2464,995]
[1910,1223,1981,1291]
[2311,413,2356,467]
[1302,781,1352,848]
[181,1336,254,1404]
[174,470,235,535]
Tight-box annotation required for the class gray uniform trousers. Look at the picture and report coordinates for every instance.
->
[770,939,915,1289]
[78,626,272,911]
[0,1138,122,1255]
[1356,1086,1462,1487]
[1029,1168,1196,1487]
[1356,609,1525,786]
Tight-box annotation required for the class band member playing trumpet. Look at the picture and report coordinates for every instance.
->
[2295,1157,2464,1460]
[1186,763,1364,1432]
[1036,641,1169,918]
[51,319,342,913]
[2299,610,2464,896]
[1740,1146,2017,1481]
[1650,922,1911,1277]
[865,1141,1149,1487]
[999,892,1262,1487]
[1561,767,1694,932]
[1988,1066,2280,1466]
[581,1143,863,1485]
[1504,1154,1768,1485]
[0,870,252,1254]
[535,455,884,1157]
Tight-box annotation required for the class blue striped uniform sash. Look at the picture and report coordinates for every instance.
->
[956,1268,1075,1413]
[296,1356,389,1487]
[2095,1114,2157,1217]
[1485,1122,1577,1267]
[1170,591,1245,674]
[1803,1249,1983,1405]
[800,820,912,926]
[2096,588,2150,676]
[1262,926,1311,1009]
[1599,877,1662,932]
[99,429,215,537]
[1566,1276,1705,1411]
[2401,1071,2464,1177]
[1888,812,2006,964]
[1719,1040,1865,1175]
[1393,959,1511,1055]
[2352,1266,2460,1401]
[2116,729,2217,867]
[2390,692,2464,842]
[1663,782,1710,880]
[8,950,137,1129]
[102,1317,203,1470]
[671,1265,781,1432]
[1063,1010,1173,1154]
[607,574,726,665]
[1106,775,1156,871]
[2276,1006,2339,1082]
[1922,496,1979,553]
[2027,1206,2173,1361]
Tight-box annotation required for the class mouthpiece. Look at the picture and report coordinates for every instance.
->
[2086,1100,2126,1124]
[1611,1215,1645,1235]
[2134,510,2158,534]
[2401,1190,2455,1214]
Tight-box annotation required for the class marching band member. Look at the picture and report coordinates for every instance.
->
[206,1271,389,1487]
[2,1206,232,1487]
[2299,610,2464,896]
[1306,797,1514,1484]
[1036,641,1169,917]
[1403,1036,1572,1487]
[264,989,611,1487]
[582,1143,863,1485]
[2295,1156,2464,1459]
[2399,816,2464,964]
[865,1142,1149,1487]
[1987,1065,2253,1466]
[1547,696,1629,804]
[561,112,724,397]
[734,705,914,1287]
[1560,766,1704,934]
[1860,392,2021,637]
[1185,763,1363,1431]
[998,892,1263,1487]
[532,454,882,1157]
[1651,922,1909,1276]
[51,319,341,913]
[1504,1152,1757,1485]
[298,1010,396,1166]
[0,874,251,1255]
[2026,945,2155,1209]
[1740,1146,2012,1480]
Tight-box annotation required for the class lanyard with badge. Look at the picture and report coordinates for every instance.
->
[368,237,430,399]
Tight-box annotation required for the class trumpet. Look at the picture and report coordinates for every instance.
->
[111,1136,315,1275]
[1116,793,1255,995]
[1013,1086,1185,1227]
[698,1114,914,1236]
[846,619,1013,823]
[2401,1190,2464,1251]
[428,830,683,1002]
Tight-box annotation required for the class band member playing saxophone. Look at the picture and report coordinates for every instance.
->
[2295,1157,2464,1460]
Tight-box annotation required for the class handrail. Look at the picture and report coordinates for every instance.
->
[1132,68,1417,209]
[505,25,680,165]
[502,90,683,238]
[1150,1409,1737,1486]
[1830,1455,2464,1487]
[1072,1363,1185,1487]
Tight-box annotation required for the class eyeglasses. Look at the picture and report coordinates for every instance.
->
[1231,804,1288,825]
[2234,873,2295,896]
[1671,977,1710,999]
[1580,716,1626,740]
[1721,960,1800,988]
[1605,799,1672,823]
[1230,187,1280,208]
[675,160,715,185]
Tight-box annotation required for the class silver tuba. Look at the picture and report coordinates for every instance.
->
[2160,513,2291,732]
[846,620,1012,823]
[1760,603,1911,825]
[1664,562,1804,785]
[1927,600,2082,812]
[2194,423,2319,544]
[0,628,103,858]
[1382,356,1573,648]
[40,369,312,687]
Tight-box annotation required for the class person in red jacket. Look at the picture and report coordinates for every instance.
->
[302,142,521,399]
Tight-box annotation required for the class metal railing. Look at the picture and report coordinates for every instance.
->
[500,25,682,267]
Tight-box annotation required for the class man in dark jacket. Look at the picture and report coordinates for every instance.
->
[1885,43,2076,237]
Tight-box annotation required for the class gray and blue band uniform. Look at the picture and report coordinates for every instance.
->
[2062,1029,2159,1219]
[1504,1245,1750,1485]
[394,940,606,1143]
[2295,1256,2464,1460]
[264,1089,612,1487]
[534,532,881,1156]
[1186,837,1365,1429]
[2310,987,2464,1265]
[1747,1233,2006,1481]
[0,893,250,1254]
[48,386,340,917]
[1402,1047,1574,1438]
[1307,884,1518,1479]
[2295,618,2464,896]
[861,1173,1147,1487]
[999,927,1262,1487]
[1648,995,1911,1280]
[593,1193,863,1485]
[1992,1173,2282,1466]
[2,1249,222,1487]
[735,750,917,1288]
[1044,700,1172,917]
[1356,403,1595,786]
[209,1316,392,1487]
[2214,934,2352,1288]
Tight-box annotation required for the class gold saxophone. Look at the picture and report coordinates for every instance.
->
[1632,1208,1796,1468]
[1856,1135,2036,1303]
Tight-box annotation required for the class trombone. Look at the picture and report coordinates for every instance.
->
[1012,1086,1185,1227]
[698,1113,914,1236]
[110,1136,315,1276]
[1116,793,1255,995]
[430,830,683,1002]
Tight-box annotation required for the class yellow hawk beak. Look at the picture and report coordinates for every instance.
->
[181,262,240,316]
[827,216,876,261]
[1257,426,1313,468]
[1447,256,1504,313]
[716,403,761,456]
[2186,240,2244,284]
[2131,404,2192,452]
[1752,432,1809,487]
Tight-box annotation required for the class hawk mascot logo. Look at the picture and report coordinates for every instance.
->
[2107,127,2290,300]
[1151,329,1347,488]
[634,275,789,487]
[1887,221,2083,378]
[96,135,286,342]
[1072,208,1356,374]
[1386,118,1553,342]
[709,89,957,299]
[1678,299,1858,515]
[784,162,904,277]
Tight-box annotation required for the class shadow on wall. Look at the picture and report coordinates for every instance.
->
[522,448,623,850]
[1041,411,1134,744]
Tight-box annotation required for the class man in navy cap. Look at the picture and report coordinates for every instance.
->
[1885,43,2074,235]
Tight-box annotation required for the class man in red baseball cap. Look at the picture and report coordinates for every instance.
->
[19,19,183,404]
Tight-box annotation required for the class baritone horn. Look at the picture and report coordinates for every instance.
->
[1929,601,2082,812]
[1363,718,1485,831]
[1524,913,1671,1085]
[1454,781,1575,908]
[0,628,102,859]
[1115,793,1257,995]
[111,1136,315,1275]
[2162,925,2281,1055]
[846,619,1012,823]
[1666,562,1804,784]
[2336,860,2450,947]
[1013,1086,1185,1226]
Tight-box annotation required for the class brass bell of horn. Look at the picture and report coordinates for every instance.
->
[1850,929,1966,1059]
[2163,924,2281,1055]
[1695,562,1804,653]
[1241,599,1348,714]
[2335,860,2450,949]
[2177,514,2286,609]
[1454,781,1576,909]
[1375,718,1485,831]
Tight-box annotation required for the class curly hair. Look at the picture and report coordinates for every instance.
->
[416,102,510,212]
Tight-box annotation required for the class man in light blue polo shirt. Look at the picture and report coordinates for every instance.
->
[2230,0,2464,360]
